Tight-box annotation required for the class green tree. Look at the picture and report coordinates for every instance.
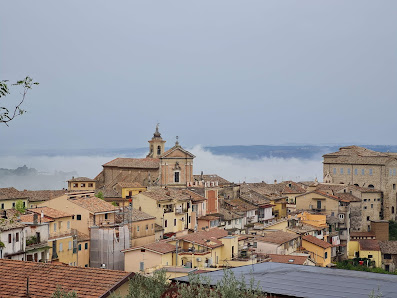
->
[0,76,38,126]
[15,200,26,214]
[51,286,78,298]
[96,191,104,200]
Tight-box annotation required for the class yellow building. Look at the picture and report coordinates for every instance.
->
[133,187,193,236]
[116,182,147,199]
[0,187,28,210]
[270,197,287,219]
[37,193,118,236]
[28,207,77,266]
[77,232,90,267]
[347,239,381,268]
[68,177,96,191]
[130,209,156,247]
[302,235,332,267]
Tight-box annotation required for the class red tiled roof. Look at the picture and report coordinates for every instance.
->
[23,190,67,202]
[28,207,73,219]
[268,254,308,265]
[0,259,133,297]
[302,235,332,249]
[182,189,207,203]
[103,158,159,169]
[116,182,144,188]
[359,239,380,251]
[125,241,175,254]
[257,231,300,245]
[19,214,53,223]
[0,187,28,200]
[140,187,191,202]
[178,228,229,248]
[68,196,117,214]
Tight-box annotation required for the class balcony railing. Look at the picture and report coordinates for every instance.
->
[175,208,188,214]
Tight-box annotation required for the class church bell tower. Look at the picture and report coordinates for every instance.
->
[147,124,166,158]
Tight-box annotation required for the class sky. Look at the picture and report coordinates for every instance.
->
[1,0,397,151]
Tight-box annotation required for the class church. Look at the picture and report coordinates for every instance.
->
[95,125,195,190]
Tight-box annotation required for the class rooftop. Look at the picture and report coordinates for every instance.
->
[0,259,133,297]
[68,196,117,214]
[267,254,309,265]
[256,231,299,245]
[23,190,68,202]
[0,187,28,200]
[359,239,380,251]
[0,219,26,232]
[302,235,332,249]
[140,187,191,202]
[19,214,53,224]
[28,207,73,219]
[379,241,397,254]
[193,174,231,186]
[68,177,96,182]
[131,209,156,222]
[177,228,229,248]
[103,157,160,169]
[174,262,397,298]
[125,241,175,254]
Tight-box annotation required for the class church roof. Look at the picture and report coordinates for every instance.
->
[103,158,160,169]
[160,145,195,159]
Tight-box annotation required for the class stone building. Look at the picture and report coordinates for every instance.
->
[96,125,195,192]
[323,145,397,220]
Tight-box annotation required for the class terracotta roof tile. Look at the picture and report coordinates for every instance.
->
[268,254,308,265]
[131,209,155,222]
[177,228,229,248]
[103,157,159,169]
[19,214,53,223]
[126,241,175,254]
[257,231,300,245]
[0,259,133,297]
[140,187,191,202]
[116,182,144,188]
[68,177,96,182]
[359,239,380,251]
[0,219,25,232]
[28,207,73,219]
[182,189,207,203]
[302,235,332,249]
[68,196,117,214]
[23,190,67,202]
[0,187,28,200]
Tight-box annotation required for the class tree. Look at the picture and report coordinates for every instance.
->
[0,76,39,126]
[95,191,104,200]
[51,286,78,298]
[15,200,26,214]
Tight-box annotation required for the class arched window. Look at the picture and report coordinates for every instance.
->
[354,184,359,187]
[368,185,374,189]
[157,145,161,155]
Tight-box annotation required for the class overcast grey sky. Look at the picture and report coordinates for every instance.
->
[1,1,396,151]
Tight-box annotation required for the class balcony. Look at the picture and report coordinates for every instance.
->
[164,208,174,214]
[311,207,326,213]
[175,208,188,214]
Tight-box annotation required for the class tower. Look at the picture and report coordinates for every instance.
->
[147,124,166,158]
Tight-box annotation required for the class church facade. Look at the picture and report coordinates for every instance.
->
[95,126,195,193]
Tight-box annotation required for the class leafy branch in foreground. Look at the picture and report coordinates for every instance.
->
[0,76,39,126]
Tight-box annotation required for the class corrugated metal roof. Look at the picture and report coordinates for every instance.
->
[173,262,397,298]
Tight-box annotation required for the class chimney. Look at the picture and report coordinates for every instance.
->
[200,171,203,181]
[274,179,277,184]
[33,213,38,225]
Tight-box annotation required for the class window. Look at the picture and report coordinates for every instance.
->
[59,243,63,252]
[368,185,374,189]
[384,254,392,260]
[371,204,374,209]
[174,172,180,183]
[339,214,344,219]
[364,199,367,202]
[368,254,373,258]
[174,218,177,226]
[333,168,336,174]
[12,202,15,208]
[164,220,167,228]
[54,223,57,232]
[324,252,328,259]
[364,206,367,210]
[157,146,161,155]
[386,265,390,272]
[394,184,396,190]
[88,183,93,187]
[361,169,365,175]
[59,221,62,230]
[105,213,108,220]
[394,169,396,176]
[78,244,82,251]
[188,216,191,224]
[8,234,11,243]
[368,169,373,176]
[390,169,393,176]
[140,262,144,271]
[347,168,351,175]
[76,215,82,220]
[392,207,395,214]
[137,226,140,232]
[354,169,358,175]
[151,224,154,229]
[367,216,370,221]
[23,202,25,208]
[340,168,344,174]
[15,233,19,242]
[69,241,72,250]
[81,183,85,187]
[146,224,148,230]
[1,203,3,209]
[85,243,88,250]
[85,264,88,267]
